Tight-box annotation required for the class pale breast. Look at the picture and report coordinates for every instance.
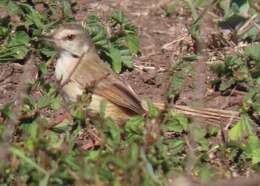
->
[55,51,83,101]
[55,51,135,123]
[55,51,78,83]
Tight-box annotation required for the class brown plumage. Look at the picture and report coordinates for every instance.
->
[44,24,145,123]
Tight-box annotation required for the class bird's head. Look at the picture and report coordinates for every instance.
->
[43,24,92,57]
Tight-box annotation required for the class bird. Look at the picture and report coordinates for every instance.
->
[43,23,146,123]
[42,23,240,125]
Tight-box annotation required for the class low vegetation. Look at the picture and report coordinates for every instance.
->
[0,0,259,185]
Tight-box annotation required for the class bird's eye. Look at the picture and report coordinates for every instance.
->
[65,34,75,40]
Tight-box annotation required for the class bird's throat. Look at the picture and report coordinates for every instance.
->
[55,51,79,83]
[55,50,84,101]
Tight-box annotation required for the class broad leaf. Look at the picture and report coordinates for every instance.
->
[229,114,254,141]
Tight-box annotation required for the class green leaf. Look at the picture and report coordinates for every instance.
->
[52,120,71,133]
[0,0,23,15]
[219,14,247,30]
[47,131,64,148]
[19,3,45,29]
[85,150,100,161]
[10,147,48,175]
[163,112,188,133]
[140,148,160,184]
[219,0,232,17]
[39,174,50,186]
[175,113,188,130]
[182,54,198,61]
[192,127,207,142]
[0,17,10,39]
[105,118,121,147]
[231,0,249,15]
[240,27,258,41]
[126,35,139,54]
[245,44,260,62]
[84,15,109,49]
[185,0,198,21]
[120,48,134,68]
[163,121,183,133]
[62,0,73,18]
[170,75,184,94]
[111,11,137,34]
[50,97,61,111]
[21,120,38,141]
[147,101,160,118]
[84,12,138,72]
[228,114,254,141]
[99,167,114,182]
[23,96,36,110]
[38,63,48,75]
[225,55,243,69]
[0,102,13,119]
[219,78,236,91]
[168,139,185,153]
[39,44,56,58]
[195,164,216,182]
[111,11,128,25]
[243,135,260,165]
[109,47,122,73]
[38,95,50,108]
[7,31,30,60]
[125,116,144,135]
[146,162,160,184]
[207,127,219,137]
[19,3,44,29]
[164,2,177,16]
[64,154,80,171]
[169,61,193,99]
[252,148,260,165]
[130,143,139,163]
[248,135,260,148]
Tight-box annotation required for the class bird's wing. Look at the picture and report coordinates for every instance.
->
[71,50,145,115]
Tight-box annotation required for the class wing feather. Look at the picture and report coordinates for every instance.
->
[71,50,145,115]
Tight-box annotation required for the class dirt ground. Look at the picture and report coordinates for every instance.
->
[1,1,259,184]
[0,0,244,113]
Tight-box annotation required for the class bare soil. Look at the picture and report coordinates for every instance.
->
[0,0,244,113]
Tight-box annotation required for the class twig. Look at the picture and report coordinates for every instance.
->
[58,53,85,90]
[192,0,220,26]
[253,21,260,31]
[16,110,39,123]
[134,64,156,71]
[237,14,257,36]
[184,135,197,175]
[161,36,187,50]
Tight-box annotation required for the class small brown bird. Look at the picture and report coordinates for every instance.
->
[44,23,146,123]
[43,24,241,125]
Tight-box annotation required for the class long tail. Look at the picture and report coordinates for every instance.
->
[171,105,240,124]
[145,101,240,125]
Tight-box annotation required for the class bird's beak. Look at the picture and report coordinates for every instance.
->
[40,35,56,43]
[40,35,60,49]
